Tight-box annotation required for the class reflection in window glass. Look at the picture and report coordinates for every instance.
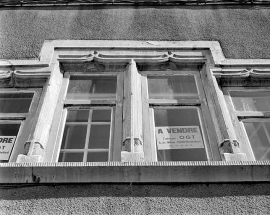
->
[0,124,20,136]
[0,123,20,162]
[231,91,270,112]
[59,152,84,162]
[61,125,87,149]
[88,125,110,149]
[87,152,108,162]
[243,121,270,161]
[0,93,33,113]
[154,108,207,161]
[59,109,111,162]
[66,76,117,100]
[148,75,198,99]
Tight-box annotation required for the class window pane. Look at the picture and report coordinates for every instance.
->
[148,75,198,99]
[87,152,108,162]
[58,152,84,162]
[231,91,270,111]
[243,121,270,161]
[0,124,20,161]
[154,108,207,161]
[92,110,111,122]
[66,109,89,122]
[59,109,112,162]
[88,125,110,149]
[61,125,87,149]
[0,124,20,136]
[0,93,33,113]
[66,76,117,100]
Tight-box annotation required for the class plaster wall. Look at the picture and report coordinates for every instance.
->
[1,183,270,215]
[1,5,270,59]
[1,5,270,214]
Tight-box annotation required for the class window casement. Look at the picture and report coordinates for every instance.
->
[218,70,270,161]
[54,72,124,162]
[0,89,41,162]
[140,63,220,162]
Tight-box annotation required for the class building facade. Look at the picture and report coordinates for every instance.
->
[1,2,270,214]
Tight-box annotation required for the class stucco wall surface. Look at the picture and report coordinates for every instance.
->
[0,183,270,215]
[1,5,270,60]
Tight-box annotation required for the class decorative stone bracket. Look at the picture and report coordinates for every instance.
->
[219,139,247,161]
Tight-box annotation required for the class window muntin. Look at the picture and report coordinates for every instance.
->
[56,72,122,162]
[59,108,112,162]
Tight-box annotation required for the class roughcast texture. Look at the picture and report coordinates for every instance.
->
[0,183,270,215]
[0,5,270,59]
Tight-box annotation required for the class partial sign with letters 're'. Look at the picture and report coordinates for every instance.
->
[0,136,16,160]
[155,126,204,150]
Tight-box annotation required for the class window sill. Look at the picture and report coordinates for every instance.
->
[0,161,270,183]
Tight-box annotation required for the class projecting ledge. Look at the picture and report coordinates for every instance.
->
[0,161,269,184]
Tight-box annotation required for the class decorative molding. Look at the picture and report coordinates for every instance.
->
[0,0,269,7]
[219,139,240,154]
[214,68,270,87]
[2,40,270,69]
[58,51,206,66]
[0,69,50,87]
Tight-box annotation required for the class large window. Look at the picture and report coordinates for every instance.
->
[0,89,41,162]
[140,64,219,162]
[54,71,124,162]
[50,61,223,162]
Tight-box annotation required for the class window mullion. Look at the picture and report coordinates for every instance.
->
[122,59,144,162]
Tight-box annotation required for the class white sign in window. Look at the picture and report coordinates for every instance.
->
[0,136,16,160]
[155,126,204,150]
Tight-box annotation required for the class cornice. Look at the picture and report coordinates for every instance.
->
[0,161,269,183]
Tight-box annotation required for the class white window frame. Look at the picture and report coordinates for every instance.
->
[141,68,221,161]
[51,71,124,162]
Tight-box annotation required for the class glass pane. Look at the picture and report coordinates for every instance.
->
[88,125,110,149]
[0,124,20,136]
[154,108,207,161]
[87,152,108,162]
[243,121,270,161]
[0,93,33,113]
[0,124,20,161]
[61,125,87,149]
[58,152,84,162]
[231,91,270,111]
[92,110,111,122]
[148,75,198,99]
[66,109,89,122]
[66,76,117,100]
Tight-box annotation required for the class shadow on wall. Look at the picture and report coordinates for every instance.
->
[1,5,270,59]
